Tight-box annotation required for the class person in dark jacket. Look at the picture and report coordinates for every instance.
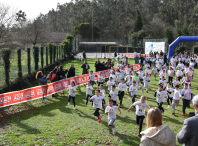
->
[81,60,90,75]
[36,71,50,103]
[58,65,68,80]
[114,51,117,58]
[70,51,74,62]
[50,67,59,97]
[95,59,103,72]
[83,51,86,60]
[164,53,167,64]
[67,64,75,78]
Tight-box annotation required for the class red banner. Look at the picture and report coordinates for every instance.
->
[126,54,150,58]
[0,64,140,108]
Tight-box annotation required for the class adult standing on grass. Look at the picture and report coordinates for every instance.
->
[81,60,90,75]
[70,51,74,62]
[177,95,198,146]
[140,107,175,146]
[140,54,145,68]
[67,64,75,78]
[50,67,59,98]
[95,59,103,72]
[83,51,86,60]
[36,71,50,103]
[58,65,68,80]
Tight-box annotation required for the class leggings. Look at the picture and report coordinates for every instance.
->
[132,95,137,104]
[119,91,124,106]
[168,76,173,83]
[157,102,164,113]
[86,94,92,105]
[68,96,75,107]
[136,115,145,134]
[93,108,100,118]
[108,118,115,128]
[167,96,173,105]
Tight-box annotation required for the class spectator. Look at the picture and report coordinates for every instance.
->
[81,60,90,75]
[67,64,75,78]
[150,50,153,57]
[95,59,103,72]
[125,57,128,66]
[58,65,68,80]
[160,50,164,57]
[140,55,145,68]
[36,71,50,103]
[164,53,167,64]
[50,67,59,97]
[83,51,86,60]
[177,95,198,146]
[70,51,74,62]
[114,51,117,58]
[140,107,175,146]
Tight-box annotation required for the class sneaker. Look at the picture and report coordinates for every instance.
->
[138,134,142,138]
[52,94,56,98]
[112,127,116,135]
[146,91,148,93]
[167,105,170,108]
[74,106,76,110]
[119,105,121,108]
[172,113,175,115]
[98,115,102,123]
[68,102,70,106]
[182,113,185,116]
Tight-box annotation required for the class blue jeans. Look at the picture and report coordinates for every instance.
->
[183,99,190,114]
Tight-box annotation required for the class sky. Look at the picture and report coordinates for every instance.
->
[2,0,72,20]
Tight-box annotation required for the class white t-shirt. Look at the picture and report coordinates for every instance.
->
[143,76,150,85]
[105,105,118,119]
[86,85,93,95]
[68,85,76,97]
[152,67,157,74]
[109,90,118,101]
[168,70,174,77]
[110,74,116,82]
[173,89,181,100]
[137,71,144,79]
[99,89,106,97]
[125,68,131,75]
[159,80,167,89]
[181,88,192,100]
[172,80,180,88]
[117,83,127,91]
[90,95,104,109]
[98,75,104,82]
[133,101,150,116]
[188,71,193,77]
[129,85,142,96]
[125,75,133,81]
[145,69,152,75]
[166,87,173,98]
[176,70,183,77]
[89,74,95,81]
[107,81,115,91]
[156,90,167,103]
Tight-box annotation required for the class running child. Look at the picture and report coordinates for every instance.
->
[110,71,116,82]
[172,76,180,88]
[181,83,193,116]
[152,65,158,80]
[125,71,133,82]
[125,64,131,75]
[154,84,167,113]
[132,73,139,84]
[97,72,104,86]
[143,73,150,93]
[172,85,181,115]
[99,84,107,110]
[116,78,127,107]
[90,89,105,123]
[89,70,96,85]
[137,68,144,85]
[68,81,77,110]
[127,96,150,137]
[106,77,116,92]
[108,85,118,105]
[105,99,121,135]
[145,67,152,77]
[159,76,168,90]
[176,67,183,82]
[129,81,144,104]
[166,82,173,108]
[126,76,133,99]
[116,69,122,83]
[85,81,93,105]
[168,67,174,83]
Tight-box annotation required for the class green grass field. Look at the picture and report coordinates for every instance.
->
[0,58,197,146]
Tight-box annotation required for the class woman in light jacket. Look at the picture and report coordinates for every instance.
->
[140,107,176,146]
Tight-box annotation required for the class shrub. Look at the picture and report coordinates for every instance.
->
[27,48,31,74]
[176,45,186,54]
[40,47,44,68]
[17,49,22,79]
[33,46,39,70]
[193,46,198,54]
[2,48,11,86]
[46,47,48,66]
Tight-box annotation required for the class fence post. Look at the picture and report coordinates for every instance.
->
[56,46,58,61]
[33,46,39,70]
[17,49,22,79]
[46,47,48,66]
[27,48,31,74]
[49,45,53,64]
[2,48,11,87]
[40,47,44,68]
[53,45,56,63]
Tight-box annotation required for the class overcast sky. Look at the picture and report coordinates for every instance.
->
[2,0,72,19]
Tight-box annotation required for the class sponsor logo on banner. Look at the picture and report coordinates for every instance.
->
[25,91,34,98]
[54,83,62,90]
[0,96,11,104]
[48,86,53,92]
[36,88,46,95]
[13,93,23,101]
[76,78,81,83]
[82,76,87,82]
[62,81,69,87]
[105,71,110,77]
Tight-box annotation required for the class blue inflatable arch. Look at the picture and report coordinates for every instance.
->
[168,36,198,59]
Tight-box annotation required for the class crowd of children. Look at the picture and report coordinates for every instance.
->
[37,52,196,137]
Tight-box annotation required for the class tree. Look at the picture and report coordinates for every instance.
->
[164,28,174,44]
[131,10,143,34]
[181,26,189,36]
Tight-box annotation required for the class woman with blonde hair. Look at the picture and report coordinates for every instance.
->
[140,107,176,146]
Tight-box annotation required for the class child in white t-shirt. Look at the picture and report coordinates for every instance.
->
[172,85,181,115]
[89,70,96,85]
[166,82,173,108]
[79,56,82,61]
[68,81,77,110]
[116,78,127,108]
[152,65,158,80]
[99,84,106,110]
[172,76,180,88]
[106,77,115,92]
[105,99,121,135]
[90,89,105,123]
[143,73,150,93]
[127,96,150,137]
[85,81,93,105]
[97,72,104,86]
[145,67,152,77]
[108,85,118,105]
[159,76,168,90]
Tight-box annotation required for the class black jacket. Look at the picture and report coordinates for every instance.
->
[67,67,75,78]
[95,62,103,72]
[57,70,68,80]
[38,76,48,85]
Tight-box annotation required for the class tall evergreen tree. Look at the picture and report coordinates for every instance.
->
[131,10,143,34]
[164,28,174,44]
